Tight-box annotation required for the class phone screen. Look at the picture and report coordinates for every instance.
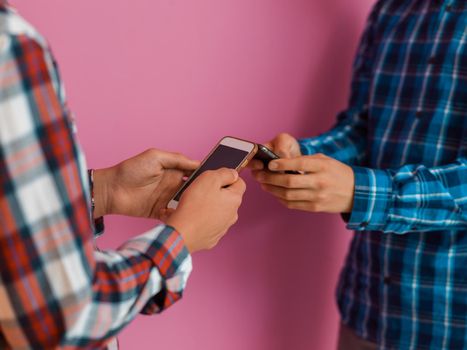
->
[173,144,250,201]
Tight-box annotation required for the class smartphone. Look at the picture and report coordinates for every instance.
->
[254,144,281,167]
[167,136,258,209]
[254,144,301,174]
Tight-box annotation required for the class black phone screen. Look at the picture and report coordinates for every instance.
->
[173,144,249,201]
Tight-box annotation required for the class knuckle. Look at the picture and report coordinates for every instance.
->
[285,176,295,187]
[298,159,307,170]
[215,168,227,177]
[234,195,243,207]
[238,178,247,189]
[283,191,295,201]
[315,153,326,158]
[309,202,322,212]
[202,169,214,176]
[147,148,159,156]
[316,191,327,202]
[197,171,211,182]
[315,176,327,189]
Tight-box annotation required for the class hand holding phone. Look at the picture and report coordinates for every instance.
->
[166,168,246,253]
[254,144,302,175]
[168,137,257,209]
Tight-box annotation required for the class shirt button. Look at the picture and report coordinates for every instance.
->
[384,276,392,285]
[445,4,454,12]
[361,221,369,228]
[415,110,423,118]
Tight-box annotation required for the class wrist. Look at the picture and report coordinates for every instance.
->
[166,215,198,253]
[92,168,113,218]
[342,165,356,213]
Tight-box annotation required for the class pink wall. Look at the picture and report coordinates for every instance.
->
[13,1,374,349]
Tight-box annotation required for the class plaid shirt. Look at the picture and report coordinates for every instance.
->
[300,0,466,349]
[0,4,192,349]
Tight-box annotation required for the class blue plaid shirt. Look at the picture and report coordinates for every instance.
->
[299,1,466,349]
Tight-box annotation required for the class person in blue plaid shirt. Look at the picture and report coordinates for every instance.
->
[252,1,466,349]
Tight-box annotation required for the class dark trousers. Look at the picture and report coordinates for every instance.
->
[337,324,378,350]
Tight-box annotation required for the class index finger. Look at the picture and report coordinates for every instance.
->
[269,157,323,173]
[247,159,265,170]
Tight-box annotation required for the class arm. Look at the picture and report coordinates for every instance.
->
[298,1,384,165]
[348,157,467,233]
[0,34,191,348]
[254,154,467,234]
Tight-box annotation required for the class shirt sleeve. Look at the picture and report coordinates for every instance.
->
[298,1,384,165]
[346,157,467,233]
[0,34,192,349]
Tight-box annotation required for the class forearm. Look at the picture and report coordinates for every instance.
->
[298,108,369,165]
[298,1,384,166]
[347,158,467,233]
[68,225,192,345]
[0,223,192,348]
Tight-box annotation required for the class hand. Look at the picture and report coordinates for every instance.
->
[92,149,199,219]
[253,154,355,213]
[165,168,246,253]
[249,133,301,170]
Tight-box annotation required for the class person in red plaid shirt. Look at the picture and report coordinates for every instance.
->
[0,2,246,349]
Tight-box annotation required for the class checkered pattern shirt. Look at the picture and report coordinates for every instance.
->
[299,0,466,348]
[0,4,192,349]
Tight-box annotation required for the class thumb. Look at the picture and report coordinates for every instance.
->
[272,140,290,158]
[273,134,298,158]
[225,177,247,196]
[212,168,239,187]
[159,151,200,171]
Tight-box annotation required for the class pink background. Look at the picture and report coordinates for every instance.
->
[13,1,374,349]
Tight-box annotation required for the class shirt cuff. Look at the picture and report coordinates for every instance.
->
[122,225,192,314]
[346,166,394,231]
[92,217,105,237]
[143,225,191,280]
[298,138,319,156]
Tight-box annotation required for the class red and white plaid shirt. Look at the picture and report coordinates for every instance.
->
[0,3,192,349]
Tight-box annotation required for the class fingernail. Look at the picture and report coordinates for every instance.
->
[269,162,278,170]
